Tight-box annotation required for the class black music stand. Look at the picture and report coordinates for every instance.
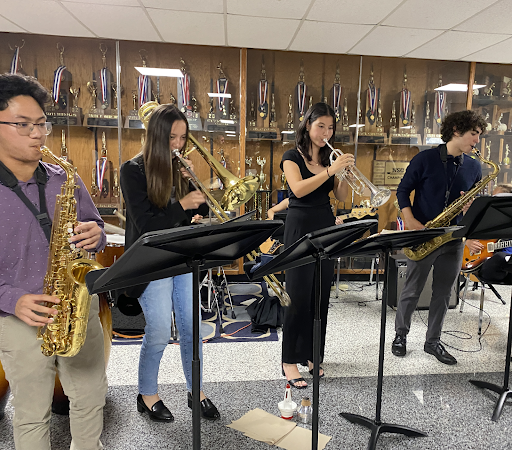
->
[453,196,512,421]
[246,220,378,450]
[333,227,462,450]
[86,220,283,450]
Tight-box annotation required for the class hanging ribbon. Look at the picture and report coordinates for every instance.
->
[297,81,307,121]
[138,74,149,108]
[100,67,109,106]
[367,83,377,125]
[435,91,446,124]
[96,158,107,194]
[258,79,268,118]
[10,47,19,74]
[52,66,67,104]
[333,83,342,122]
[400,89,411,125]
[217,78,229,112]
[179,73,190,110]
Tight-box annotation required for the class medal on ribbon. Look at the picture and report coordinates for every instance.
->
[52,65,67,105]
[10,47,20,74]
[400,88,411,126]
[367,83,377,125]
[258,79,268,119]
[100,67,109,109]
[179,72,190,112]
[217,77,228,114]
[96,158,107,194]
[435,90,445,125]
[333,83,342,123]
[138,74,150,108]
[297,81,307,122]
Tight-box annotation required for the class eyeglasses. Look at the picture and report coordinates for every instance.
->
[0,121,52,136]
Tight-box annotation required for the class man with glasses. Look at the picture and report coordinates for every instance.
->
[0,73,107,450]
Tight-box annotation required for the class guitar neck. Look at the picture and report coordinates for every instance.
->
[495,239,512,250]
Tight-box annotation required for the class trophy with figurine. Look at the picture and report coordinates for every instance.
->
[359,69,386,144]
[177,58,202,130]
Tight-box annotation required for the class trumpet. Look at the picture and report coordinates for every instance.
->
[323,139,391,207]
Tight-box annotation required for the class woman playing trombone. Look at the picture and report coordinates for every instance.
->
[280,102,354,388]
[120,104,220,422]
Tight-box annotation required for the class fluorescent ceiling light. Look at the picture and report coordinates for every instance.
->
[220,119,235,124]
[349,124,365,128]
[207,93,232,98]
[135,67,183,77]
[434,83,486,92]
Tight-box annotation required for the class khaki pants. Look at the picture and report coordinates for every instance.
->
[0,295,107,450]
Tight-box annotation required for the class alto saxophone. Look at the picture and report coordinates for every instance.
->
[37,146,104,357]
[403,149,499,261]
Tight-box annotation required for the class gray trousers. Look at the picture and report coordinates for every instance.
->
[395,239,464,344]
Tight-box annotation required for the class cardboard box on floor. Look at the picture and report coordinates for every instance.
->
[227,408,331,450]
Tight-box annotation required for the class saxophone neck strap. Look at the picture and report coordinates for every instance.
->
[0,160,52,242]
[439,144,462,209]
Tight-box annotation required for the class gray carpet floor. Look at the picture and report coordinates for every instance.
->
[2,280,512,449]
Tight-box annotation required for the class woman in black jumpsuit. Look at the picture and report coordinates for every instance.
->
[280,103,354,388]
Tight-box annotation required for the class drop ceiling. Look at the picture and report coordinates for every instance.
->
[1,0,512,64]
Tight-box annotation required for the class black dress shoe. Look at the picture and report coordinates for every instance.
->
[391,333,407,357]
[424,342,457,365]
[137,394,174,422]
[187,392,220,421]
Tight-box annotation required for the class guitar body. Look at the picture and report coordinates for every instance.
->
[461,239,497,272]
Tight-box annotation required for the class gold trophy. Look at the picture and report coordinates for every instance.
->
[60,130,72,164]
[90,168,98,198]
[69,86,83,125]
[504,144,510,166]
[390,100,398,135]
[375,98,384,133]
[248,96,257,127]
[112,168,120,198]
[125,90,144,129]
[269,93,277,129]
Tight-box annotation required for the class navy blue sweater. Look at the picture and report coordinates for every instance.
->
[396,145,482,226]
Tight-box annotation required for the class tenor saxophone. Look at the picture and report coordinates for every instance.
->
[403,149,499,261]
[37,146,104,357]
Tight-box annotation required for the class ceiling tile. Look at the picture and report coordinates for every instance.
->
[290,21,373,53]
[350,26,442,58]
[142,0,223,13]
[63,3,161,41]
[148,9,225,46]
[0,15,26,33]
[454,0,512,34]
[227,0,310,19]
[406,31,510,60]
[383,0,497,30]
[63,0,140,5]
[227,15,298,49]
[0,0,94,37]
[462,37,512,64]
[308,0,403,25]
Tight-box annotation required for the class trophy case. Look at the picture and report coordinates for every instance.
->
[471,62,512,191]
[0,30,503,275]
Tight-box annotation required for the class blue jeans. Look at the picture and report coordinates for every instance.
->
[138,273,202,395]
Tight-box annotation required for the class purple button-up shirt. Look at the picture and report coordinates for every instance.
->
[0,162,106,316]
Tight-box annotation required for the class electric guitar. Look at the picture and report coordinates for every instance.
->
[259,207,376,254]
[461,239,512,272]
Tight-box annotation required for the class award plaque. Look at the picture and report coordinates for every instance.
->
[84,44,119,128]
[372,160,410,187]
[204,63,239,134]
[45,44,80,126]
[334,97,352,144]
[177,58,202,131]
[124,90,144,129]
[359,70,386,144]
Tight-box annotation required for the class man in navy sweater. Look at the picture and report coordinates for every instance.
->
[392,110,486,365]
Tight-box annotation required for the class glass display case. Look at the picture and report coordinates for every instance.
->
[471,62,512,192]
[0,31,488,274]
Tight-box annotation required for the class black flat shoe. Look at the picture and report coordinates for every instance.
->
[137,394,174,422]
[187,392,220,421]
[309,367,324,378]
